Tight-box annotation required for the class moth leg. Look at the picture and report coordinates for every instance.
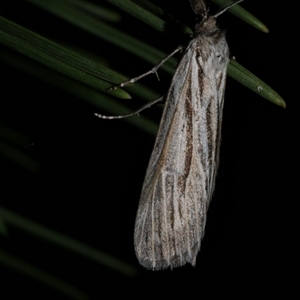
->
[108,46,183,91]
[94,96,164,119]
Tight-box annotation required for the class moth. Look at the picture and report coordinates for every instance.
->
[134,0,244,270]
[96,0,244,270]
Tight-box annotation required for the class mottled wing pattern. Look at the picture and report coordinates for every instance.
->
[134,31,229,270]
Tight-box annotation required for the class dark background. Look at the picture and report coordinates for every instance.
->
[0,0,295,297]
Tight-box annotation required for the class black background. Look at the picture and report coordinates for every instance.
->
[0,0,296,297]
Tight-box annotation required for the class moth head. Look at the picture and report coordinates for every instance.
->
[194,16,217,33]
[193,0,244,34]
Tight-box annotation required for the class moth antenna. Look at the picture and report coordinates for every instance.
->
[213,0,244,19]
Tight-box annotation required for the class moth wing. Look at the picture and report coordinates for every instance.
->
[134,38,228,270]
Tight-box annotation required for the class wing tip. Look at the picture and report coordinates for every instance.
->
[135,242,200,271]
